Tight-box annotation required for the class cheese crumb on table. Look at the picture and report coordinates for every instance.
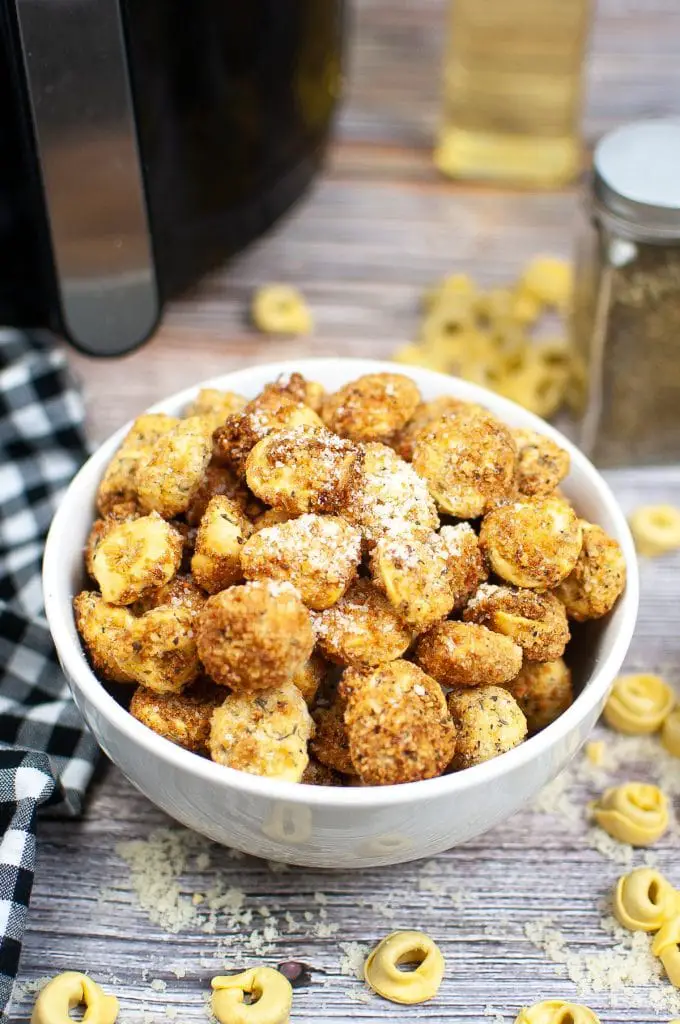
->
[339,941,371,979]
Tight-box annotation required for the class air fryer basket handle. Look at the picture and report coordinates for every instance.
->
[13,0,159,355]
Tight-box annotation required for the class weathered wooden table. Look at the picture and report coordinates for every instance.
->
[13,2,680,1021]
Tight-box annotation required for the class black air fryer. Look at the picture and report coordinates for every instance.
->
[0,1,345,356]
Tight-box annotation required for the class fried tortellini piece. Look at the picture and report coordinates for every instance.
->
[241,513,362,610]
[91,512,183,605]
[438,523,489,611]
[310,695,356,776]
[369,534,456,632]
[130,678,224,753]
[209,682,313,782]
[73,591,136,684]
[321,372,420,443]
[447,685,527,770]
[184,462,253,527]
[85,500,141,578]
[291,652,329,707]
[137,416,215,518]
[183,388,247,427]
[338,442,439,545]
[505,658,573,734]
[341,660,456,785]
[464,584,570,662]
[391,395,478,462]
[197,580,315,692]
[415,621,522,689]
[245,426,359,516]
[191,495,252,594]
[96,413,179,515]
[554,521,626,622]
[513,428,570,497]
[480,495,582,591]
[313,578,413,668]
[412,409,517,518]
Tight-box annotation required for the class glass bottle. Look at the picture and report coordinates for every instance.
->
[435,0,592,186]
[571,119,680,467]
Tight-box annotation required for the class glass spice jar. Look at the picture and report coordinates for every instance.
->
[572,119,680,467]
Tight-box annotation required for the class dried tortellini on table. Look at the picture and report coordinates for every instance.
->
[76,369,627,786]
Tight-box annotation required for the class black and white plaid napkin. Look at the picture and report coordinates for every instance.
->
[0,331,99,1018]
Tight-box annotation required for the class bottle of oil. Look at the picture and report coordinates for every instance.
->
[435,0,592,187]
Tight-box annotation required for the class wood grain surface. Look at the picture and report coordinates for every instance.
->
[15,1,680,1021]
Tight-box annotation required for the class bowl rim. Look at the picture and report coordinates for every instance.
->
[43,357,640,809]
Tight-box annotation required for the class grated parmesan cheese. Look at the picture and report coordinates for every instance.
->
[339,941,371,979]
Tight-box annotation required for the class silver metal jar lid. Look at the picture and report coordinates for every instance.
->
[593,119,680,240]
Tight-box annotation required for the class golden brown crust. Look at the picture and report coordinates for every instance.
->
[415,621,523,689]
[183,388,247,427]
[242,514,362,611]
[554,522,627,622]
[197,581,315,692]
[368,535,456,632]
[321,373,421,443]
[129,679,224,753]
[341,660,456,785]
[213,390,324,475]
[208,682,313,781]
[137,416,215,518]
[338,442,439,545]
[91,512,183,605]
[447,686,527,770]
[479,496,582,591]
[438,524,489,611]
[85,501,141,578]
[185,463,253,526]
[513,428,570,497]
[117,604,201,693]
[391,396,474,462]
[96,414,179,515]
[132,573,206,618]
[263,372,325,413]
[463,584,570,662]
[190,495,252,594]
[300,758,344,786]
[412,410,517,518]
[313,578,414,668]
[505,658,573,734]
[73,591,135,684]
[245,426,359,516]
[310,696,355,775]
[291,652,329,706]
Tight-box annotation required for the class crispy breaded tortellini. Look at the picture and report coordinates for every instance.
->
[291,652,328,707]
[391,395,478,462]
[130,679,224,753]
[513,428,570,497]
[447,685,527,770]
[415,621,522,689]
[437,523,489,610]
[266,371,325,413]
[191,495,252,594]
[505,658,573,734]
[251,507,294,532]
[412,409,517,518]
[341,660,456,785]
[96,413,179,515]
[313,578,413,668]
[246,426,359,516]
[137,416,215,518]
[554,521,626,621]
[369,534,456,631]
[480,496,582,590]
[197,580,315,692]
[209,682,313,782]
[339,442,439,545]
[213,387,323,474]
[464,584,570,662]
[183,388,247,427]
[85,501,140,578]
[310,695,355,775]
[185,462,252,527]
[73,591,135,684]
[241,513,361,610]
[321,372,420,443]
[91,512,183,605]
[132,573,206,618]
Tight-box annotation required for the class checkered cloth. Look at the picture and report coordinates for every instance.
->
[0,331,99,1017]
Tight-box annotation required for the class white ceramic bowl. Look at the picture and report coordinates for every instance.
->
[43,358,638,868]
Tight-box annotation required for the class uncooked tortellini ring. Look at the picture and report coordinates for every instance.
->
[603,674,675,735]
[591,782,669,847]
[613,867,680,932]
[514,1000,600,1024]
[662,708,680,758]
[629,504,680,557]
[211,968,293,1024]
[364,930,445,1004]
[494,351,568,420]
[651,916,680,988]
[251,285,313,336]
[31,972,119,1024]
